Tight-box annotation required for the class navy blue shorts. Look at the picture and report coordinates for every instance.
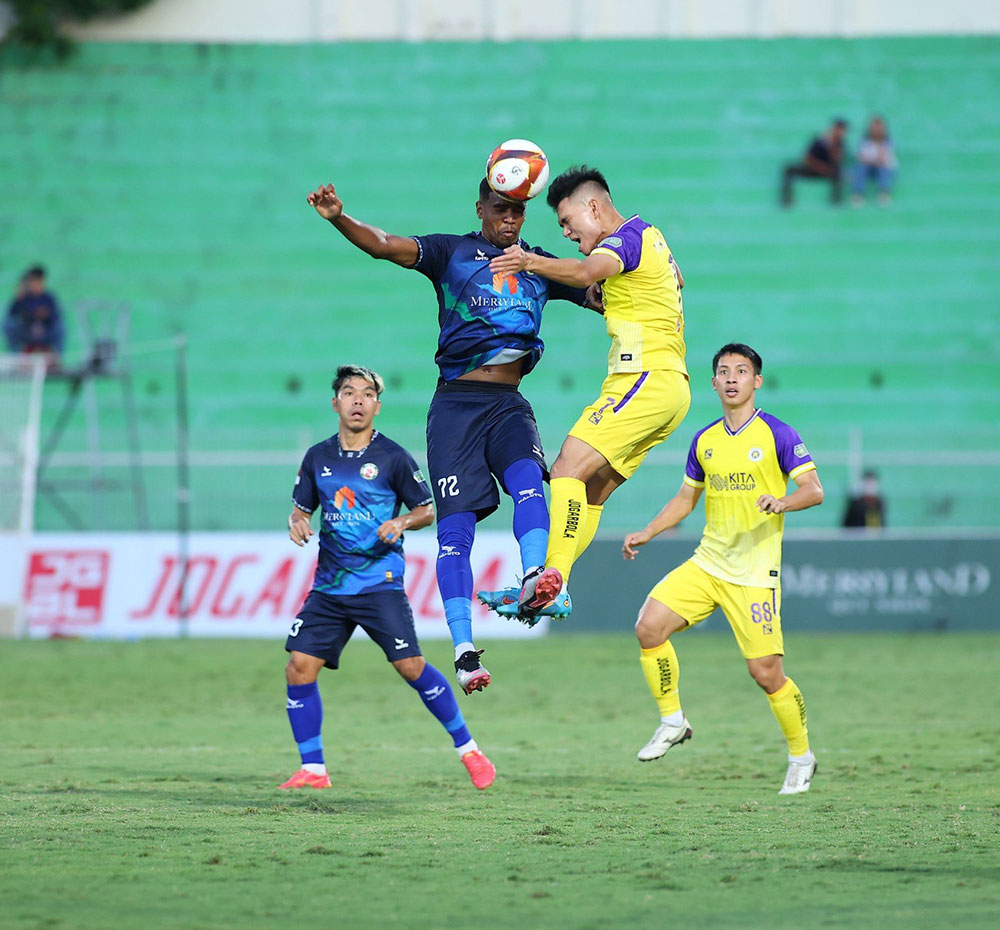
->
[285,589,422,669]
[426,380,547,521]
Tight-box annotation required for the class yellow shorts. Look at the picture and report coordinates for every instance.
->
[568,369,690,479]
[648,559,784,659]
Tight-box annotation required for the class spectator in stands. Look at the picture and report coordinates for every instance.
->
[843,470,886,528]
[4,265,65,362]
[780,118,848,208]
[850,116,897,207]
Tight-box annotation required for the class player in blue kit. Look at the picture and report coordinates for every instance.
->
[280,365,496,791]
[307,180,599,694]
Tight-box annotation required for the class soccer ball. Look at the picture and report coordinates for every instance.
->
[485,139,550,201]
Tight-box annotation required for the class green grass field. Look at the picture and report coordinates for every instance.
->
[2,633,998,930]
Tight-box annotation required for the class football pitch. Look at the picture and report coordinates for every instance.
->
[2,632,998,930]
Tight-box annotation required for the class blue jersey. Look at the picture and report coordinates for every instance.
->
[292,432,433,596]
[412,231,588,381]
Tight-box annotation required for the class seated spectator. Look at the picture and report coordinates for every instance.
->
[843,470,886,529]
[851,116,897,207]
[780,118,848,207]
[4,265,65,363]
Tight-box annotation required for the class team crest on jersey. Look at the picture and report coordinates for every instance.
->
[704,449,713,460]
[748,447,763,463]
[360,463,379,480]
[413,469,425,484]
[794,443,808,458]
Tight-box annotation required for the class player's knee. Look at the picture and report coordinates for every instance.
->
[285,655,317,685]
[747,661,784,692]
[392,655,426,682]
[635,613,668,649]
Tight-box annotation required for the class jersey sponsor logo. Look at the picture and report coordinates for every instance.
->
[413,469,426,484]
[321,465,332,477]
[326,485,375,522]
[474,249,490,261]
[709,471,757,491]
[620,353,633,361]
[748,447,764,463]
[491,272,520,295]
[794,442,809,458]
[704,449,713,460]
[394,636,410,650]
[423,684,445,699]
[599,236,623,248]
[360,463,379,480]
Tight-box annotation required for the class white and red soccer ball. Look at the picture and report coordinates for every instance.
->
[485,139,550,201]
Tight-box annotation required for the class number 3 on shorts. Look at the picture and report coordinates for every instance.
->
[289,618,303,637]
[437,475,460,497]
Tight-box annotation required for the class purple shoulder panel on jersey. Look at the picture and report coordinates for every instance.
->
[685,417,723,483]
[595,216,648,273]
[759,412,813,475]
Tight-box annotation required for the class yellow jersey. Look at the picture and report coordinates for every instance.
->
[682,410,817,588]
[590,215,687,377]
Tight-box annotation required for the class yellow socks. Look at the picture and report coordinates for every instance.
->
[766,677,809,756]
[544,476,588,581]
[639,640,682,717]
[574,504,603,560]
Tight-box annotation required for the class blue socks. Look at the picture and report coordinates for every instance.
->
[504,458,548,573]
[286,681,324,765]
[436,511,476,650]
[408,664,473,749]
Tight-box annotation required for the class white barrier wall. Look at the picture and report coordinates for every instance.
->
[0,532,544,640]
[65,0,1000,42]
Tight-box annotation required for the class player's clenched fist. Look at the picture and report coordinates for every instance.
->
[288,512,314,546]
[307,183,344,221]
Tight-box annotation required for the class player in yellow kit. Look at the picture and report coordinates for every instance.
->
[488,166,690,617]
[622,344,824,795]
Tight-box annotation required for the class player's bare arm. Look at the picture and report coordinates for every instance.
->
[288,506,314,546]
[489,246,620,288]
[757,469,824,515]
[307,183,419,267]
[623,483,703,559]
[376,503,434,544]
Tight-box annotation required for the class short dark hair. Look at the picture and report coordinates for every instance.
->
[478,177,492,202]
[545,165,611,210]
[712,343,763,375]
[332,364,384,396]
[25,265,46,280]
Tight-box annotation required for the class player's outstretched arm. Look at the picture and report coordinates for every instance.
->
[288,506,314,547]
[376,503,434,544]
[306,183,419,268]
[623,483,702,559]
[757,469,824,515]
[489,246,619,288]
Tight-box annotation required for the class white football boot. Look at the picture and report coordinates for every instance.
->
[778,753,818,795]
[636,717,693,761]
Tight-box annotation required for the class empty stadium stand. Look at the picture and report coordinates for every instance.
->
[2,37,997,530]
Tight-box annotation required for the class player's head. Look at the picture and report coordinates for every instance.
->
[331,364,383,433]
[477,177,526,249]
[830,117,848,143]
[24,265,46,295]
[711,343,763,408]
[546,166,615,256]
